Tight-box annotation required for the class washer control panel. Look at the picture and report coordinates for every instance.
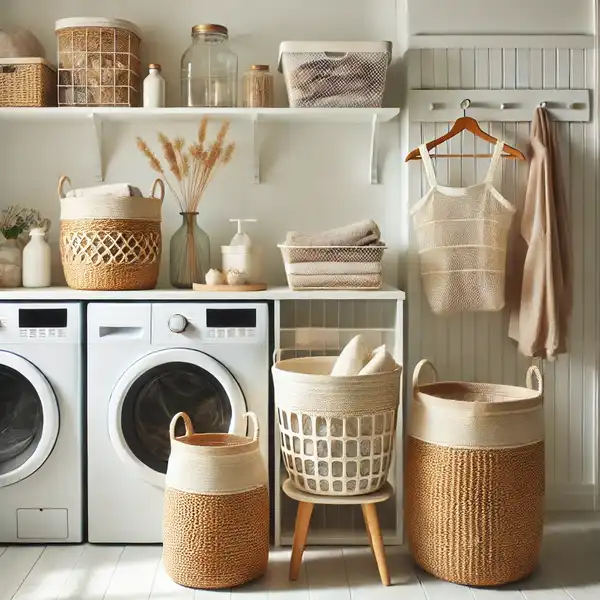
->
[153,303,268,345]
[0,304,79,343]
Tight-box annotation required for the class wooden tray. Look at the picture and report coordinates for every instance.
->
[192,283,267,292]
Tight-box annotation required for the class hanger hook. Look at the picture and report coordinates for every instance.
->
[460,98,471,117]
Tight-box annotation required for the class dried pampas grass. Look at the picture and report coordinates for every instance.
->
[136,117,235,213]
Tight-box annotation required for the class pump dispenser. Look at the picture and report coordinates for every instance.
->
[221,219,262,283]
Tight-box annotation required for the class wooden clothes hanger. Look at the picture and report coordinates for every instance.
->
[405,99,526,162]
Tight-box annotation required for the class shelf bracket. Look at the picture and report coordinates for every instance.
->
[369,114,380,185]
[90,113,104,182]
[252,114,260,184]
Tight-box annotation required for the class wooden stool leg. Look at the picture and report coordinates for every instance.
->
[361,503,391,586]
[289,501,314,581]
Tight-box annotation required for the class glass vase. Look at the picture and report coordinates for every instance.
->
[170,212,211,289]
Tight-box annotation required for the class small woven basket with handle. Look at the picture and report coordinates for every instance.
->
[405,359,545,586]
[58,175,163,290]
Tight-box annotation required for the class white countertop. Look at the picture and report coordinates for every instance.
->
[0,284,405,301]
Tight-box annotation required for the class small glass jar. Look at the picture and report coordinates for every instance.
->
[181,24,238,107]
[243,65,274,108]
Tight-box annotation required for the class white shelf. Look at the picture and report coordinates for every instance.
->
[0,106,399,123]
[0,284,405,301]
[0,107,399,184]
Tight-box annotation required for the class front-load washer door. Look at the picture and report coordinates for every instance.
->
[109,348,247,488]
[0,351,59,488]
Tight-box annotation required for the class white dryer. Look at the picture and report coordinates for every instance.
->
[0,303,83,543]
[87,302,270,543]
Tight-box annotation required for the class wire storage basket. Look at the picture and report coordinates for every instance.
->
[0,58,57,107]
[278,244,386,290]
[163,412,269,590]
[278,41,392,108]
[55,17,141,106]
[272,356,401,496]
[58,176,163,290]
[405,360,545,586]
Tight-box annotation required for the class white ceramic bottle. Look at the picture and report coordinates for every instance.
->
[143,63,166,108]
[22,227,51,288]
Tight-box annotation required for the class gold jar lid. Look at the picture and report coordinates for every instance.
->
[250,64,270,71]
[191,24,228,37]
[149,63,162,71]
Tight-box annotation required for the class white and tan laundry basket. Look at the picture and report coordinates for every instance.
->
[272,356,401,496]
[58,176,163,290]
[405,359,544,586]
[163,412,269,590]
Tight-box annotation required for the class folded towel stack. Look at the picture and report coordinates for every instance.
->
[280,219,385,289]
[65,183,142,198]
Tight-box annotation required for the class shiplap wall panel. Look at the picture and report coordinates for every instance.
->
[407,47,596,501]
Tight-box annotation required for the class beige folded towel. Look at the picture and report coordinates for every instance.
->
[286,262,382,275]
[285,219,382,247]
[66,183,142,198]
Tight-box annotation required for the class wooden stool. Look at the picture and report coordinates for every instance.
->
[282,479,392,586]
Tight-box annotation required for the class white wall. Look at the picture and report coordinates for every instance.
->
[407,0,593,35]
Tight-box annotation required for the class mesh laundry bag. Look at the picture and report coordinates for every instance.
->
[411,141,515,315]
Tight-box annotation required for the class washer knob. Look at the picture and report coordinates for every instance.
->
[168,314,188,334]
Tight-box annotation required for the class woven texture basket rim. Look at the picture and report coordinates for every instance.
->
[172,432,258,453]
[278,244,388,249]
[415,381,542,406]
[273,355,401,380]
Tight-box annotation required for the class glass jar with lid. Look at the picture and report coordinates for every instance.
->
[181,24,238,107]
[243,65,274,108]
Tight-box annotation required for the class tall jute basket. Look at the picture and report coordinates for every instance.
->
[58,176,163,290]
[163,412,269,590]
[405,360,544,587]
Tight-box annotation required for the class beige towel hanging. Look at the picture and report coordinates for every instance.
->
[508,107,572,359]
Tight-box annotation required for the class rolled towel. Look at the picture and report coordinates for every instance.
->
[66,183,142,198]
[359,345,398,375]
[330,334,370,376]
[285,219,381,247]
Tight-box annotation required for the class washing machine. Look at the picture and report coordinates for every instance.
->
[0,302,83,543]
[87,302,270,543]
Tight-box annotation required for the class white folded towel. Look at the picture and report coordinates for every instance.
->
[286,262,382,275]
[330,335,370,376]
[285,219,382,247]
[66,183,142,198]
[359,345,398,375]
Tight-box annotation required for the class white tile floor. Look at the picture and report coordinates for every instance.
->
[1,515,599,600]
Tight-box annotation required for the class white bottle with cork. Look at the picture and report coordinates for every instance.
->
[22,227,51,288]
[221,219,263,284]
[143,64,166,108]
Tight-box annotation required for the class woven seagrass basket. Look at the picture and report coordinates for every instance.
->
[405,359,545,587]
[58,176,163,290]
[163,412,269,590]
[272,356,401,495]
[0,58,57,107]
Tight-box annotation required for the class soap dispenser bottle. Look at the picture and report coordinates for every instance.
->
[221,219,261,283]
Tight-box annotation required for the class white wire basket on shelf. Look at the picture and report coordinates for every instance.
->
[278,245,386,290]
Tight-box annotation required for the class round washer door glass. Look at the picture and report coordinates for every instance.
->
[109,348,247,486]
[0,351,59,488]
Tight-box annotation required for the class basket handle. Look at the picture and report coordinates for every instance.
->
[412,359,437,390]
[244,411,259,442]
[150,179,165,201]
[57,175,72,199]
[526,365,543,395]
[272,349,282,364]
[169,412,194,440]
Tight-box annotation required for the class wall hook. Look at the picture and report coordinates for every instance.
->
[460,98,471,117]
[500,103,507,110]
[539,101,548,108]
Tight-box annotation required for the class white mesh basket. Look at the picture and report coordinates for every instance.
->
[272,356,401,496]
[278,41,392,108]
[279,245,386,290]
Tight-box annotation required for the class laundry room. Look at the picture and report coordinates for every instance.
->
[0,0,598,598]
